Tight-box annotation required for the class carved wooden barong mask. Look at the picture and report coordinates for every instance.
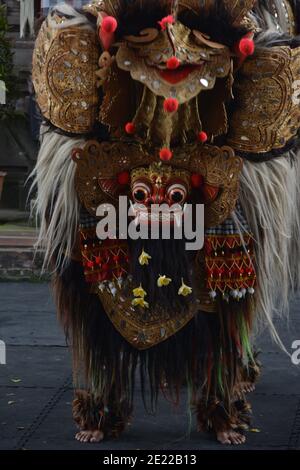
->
[33,0,300,156]
[94,0,255,146]
[73,140,242,228]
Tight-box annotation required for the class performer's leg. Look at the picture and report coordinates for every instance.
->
[193,306,256,445]
[234,353,261,397]
[73,388,132,443]
[196,375,252,445]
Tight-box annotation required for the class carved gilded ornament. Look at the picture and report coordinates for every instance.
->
[32,19,100,134]
[73,140,243,228]
[227,46,300,153]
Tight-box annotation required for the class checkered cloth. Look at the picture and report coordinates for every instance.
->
[205,202,250,236]
[80,208,98,229]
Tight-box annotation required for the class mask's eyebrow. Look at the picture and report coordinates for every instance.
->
[193,30,226,49]
[124,28,159,44]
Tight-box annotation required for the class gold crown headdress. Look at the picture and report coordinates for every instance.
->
[84,0,256,26]
[130,162,191,190]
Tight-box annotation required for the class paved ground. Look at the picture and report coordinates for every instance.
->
[0,283,300,450]
[0,224,42,281]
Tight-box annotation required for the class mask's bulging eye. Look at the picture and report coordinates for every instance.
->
[167,184,187,204]
[132,182,151,203]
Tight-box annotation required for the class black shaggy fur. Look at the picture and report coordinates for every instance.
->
[114,0,251,45]
[292,0,300,31]
[178,2,251,47]
[54,256,255,423]
[115,0,170,38]
[129,237,194,310]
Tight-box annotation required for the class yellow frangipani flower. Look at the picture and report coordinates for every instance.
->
[138,249,152,266]
[132,297,149,309]
[178,279,193,297]
[133,285,147,298]
[157,275,172,287]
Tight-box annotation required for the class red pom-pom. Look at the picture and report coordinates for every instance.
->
[166,56,180,70]
[86,260,94,269]
[198,131,208,143]
[95,256,102,265]
[239,37,255,56]
[163,97,179,113]
[101,16,118,34]
[125,122,136,134]
[71,148,81,161]
[159,148,173,161]
[117,171,130,186]
[191,173,204,188]
[158,15,175,31]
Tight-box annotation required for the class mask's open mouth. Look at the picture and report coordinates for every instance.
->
[155,64,204,84]
[130,203,186,228]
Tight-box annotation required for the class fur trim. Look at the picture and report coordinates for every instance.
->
[239,352,262,385]
[73,390,104,431]
[73,389,129,438]
[196,397,252,434]
[29,125,85,271]
[178,2,250,47]
[239,153,300,345]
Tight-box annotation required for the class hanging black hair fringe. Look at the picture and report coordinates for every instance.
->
[53,257,257,432]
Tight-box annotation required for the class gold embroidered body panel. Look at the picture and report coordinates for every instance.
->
[227,46,300,153]
[92,283,199,350]
[32,19,100,133]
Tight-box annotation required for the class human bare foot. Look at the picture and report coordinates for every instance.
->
[75,429,104,443]
[235,381,256,397]
[217,430,246,445]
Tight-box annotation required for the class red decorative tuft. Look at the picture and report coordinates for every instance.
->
[198,131,208,143]
[86,260,94,269]
[71,148,81,161]
[158,15,175,31]
[101,16,118,34]
[238,37,255,57]
[117,171,130,186]
[99,16,118,50]
[125,122,136,134]
[163,97,179,113]
[159,148,173,161]
[166,56,180,70]
[191,173,204,188]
